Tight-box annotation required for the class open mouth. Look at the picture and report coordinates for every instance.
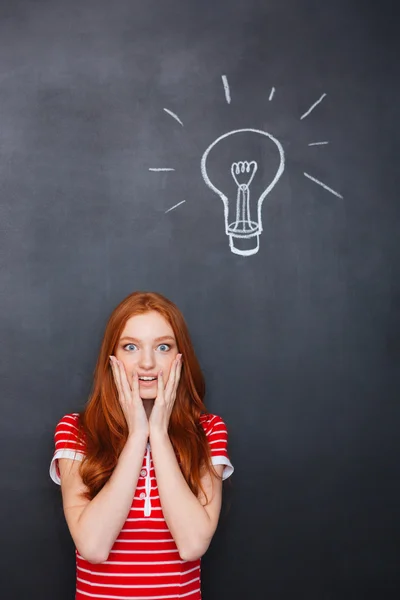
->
[138,376,157,382]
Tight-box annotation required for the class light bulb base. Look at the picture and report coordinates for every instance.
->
[229,234,260,257]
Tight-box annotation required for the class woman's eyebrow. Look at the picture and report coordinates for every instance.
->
[119,335,176,343]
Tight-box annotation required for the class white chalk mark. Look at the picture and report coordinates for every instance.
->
[163,108,184,126]
[308,141,329,146]
[304,172,343,199]
[165,200,186,213]
[300,93,327,120]
[149,168,175,171]
[221,75,231,104]
[230,161,258,235]
[201,129,285,257]
[269,87,275,101]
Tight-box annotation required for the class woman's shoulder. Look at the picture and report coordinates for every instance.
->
[54,412,81,435]
[199,412,232,470]
[56,412,81,427]
[199,412,228,435]
[54,412,86,448]
[50,412,86,485]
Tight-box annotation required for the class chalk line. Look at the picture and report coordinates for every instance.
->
[221,75,231,104]
[165,200,186,213]
[149,168,175,171]
[163,108,184,126]
[304,172,343,199]
[269,87,275,101]
[300,93,327,120]
[308,141,329,146]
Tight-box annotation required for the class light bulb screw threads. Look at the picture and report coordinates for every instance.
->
[229,233,260,257]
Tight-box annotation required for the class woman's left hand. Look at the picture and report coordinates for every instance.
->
[149,354,182,436]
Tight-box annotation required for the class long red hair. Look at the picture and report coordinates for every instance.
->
[76,291,219,504]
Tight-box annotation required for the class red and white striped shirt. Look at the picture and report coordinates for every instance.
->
[50,412,234,600]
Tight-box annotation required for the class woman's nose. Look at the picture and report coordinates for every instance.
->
[138,350,156,370]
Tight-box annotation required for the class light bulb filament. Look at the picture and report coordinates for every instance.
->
[231,161,258,187]
[230,161,258,233]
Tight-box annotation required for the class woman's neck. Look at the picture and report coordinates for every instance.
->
[142,398,155,420]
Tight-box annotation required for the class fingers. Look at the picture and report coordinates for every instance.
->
[131,370,140,401]
[165,362,175,396]
[110,356,133,402]
[164,356,177,397]
[110,354,183,410]
[164,354,182,401]
[110,356,123,396]
[174,354,183,394]
[157,369,164,401]
[118,359,134,399]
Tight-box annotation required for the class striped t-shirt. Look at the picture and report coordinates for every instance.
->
[50,412,234,600]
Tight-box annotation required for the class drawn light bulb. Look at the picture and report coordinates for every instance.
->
[201,128,285,256]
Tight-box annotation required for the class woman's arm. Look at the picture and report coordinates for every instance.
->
[59,431,148,564]
[150,430,224,562]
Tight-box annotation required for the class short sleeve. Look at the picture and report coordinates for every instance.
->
[201,414,234,480]
[49,413,86,485]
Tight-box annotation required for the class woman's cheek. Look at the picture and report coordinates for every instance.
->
[121,356,136,374]
[163,355,176,376]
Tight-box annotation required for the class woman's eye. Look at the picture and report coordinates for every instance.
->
[124,344,138,352]
[157,344,170,352]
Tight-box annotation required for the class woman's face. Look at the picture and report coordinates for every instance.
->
[114,311,178,399]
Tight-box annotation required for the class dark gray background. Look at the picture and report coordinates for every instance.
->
[1,0,399,598]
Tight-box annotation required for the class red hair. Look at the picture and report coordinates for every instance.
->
[77,291,219,503]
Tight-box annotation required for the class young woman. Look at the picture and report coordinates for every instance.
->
[50,291,234,600]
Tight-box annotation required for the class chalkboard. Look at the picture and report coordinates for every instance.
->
[1,0,399,598]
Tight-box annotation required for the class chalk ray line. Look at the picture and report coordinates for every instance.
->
[165,200,186,213]
[221,75,231,104]
[308,142,329,146]
[149,168,175,171]
[300,93,327,120]
[304,172,343,199]
[269,87,275,101]
[163,108,184,126]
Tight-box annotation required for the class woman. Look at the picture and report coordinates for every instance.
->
[50,291,234,599]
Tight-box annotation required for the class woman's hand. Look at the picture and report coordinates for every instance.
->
[109,356,149,438]
[149,354,182,436]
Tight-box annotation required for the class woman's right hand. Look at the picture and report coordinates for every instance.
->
[109,356,149,438]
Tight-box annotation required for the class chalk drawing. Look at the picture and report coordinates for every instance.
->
[222,75,231,104]
[304,172,343,198]
[165,200,186,213]
[230,161,258,234]
[163,108,184,126]
[300,93,327,120]
[149,168,175,171]
[148,77,344,257]
[201,129,285,257]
